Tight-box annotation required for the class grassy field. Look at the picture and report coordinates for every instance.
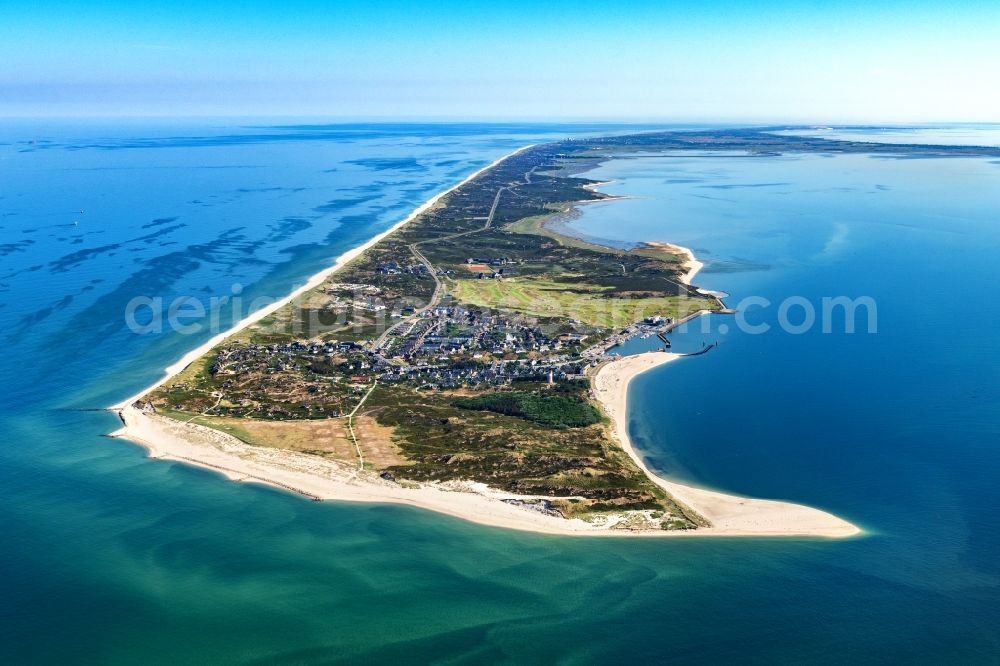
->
[158,408,356,460]
[503,211,628,255]
[451,276,711,329]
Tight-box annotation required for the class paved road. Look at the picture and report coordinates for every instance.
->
[371,184,508,350]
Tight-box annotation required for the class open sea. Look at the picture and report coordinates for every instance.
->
[1,122,998,664]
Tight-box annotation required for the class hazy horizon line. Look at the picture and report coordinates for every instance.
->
[1,115,998,126]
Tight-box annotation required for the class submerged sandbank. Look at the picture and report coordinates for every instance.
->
[110,145,536,412]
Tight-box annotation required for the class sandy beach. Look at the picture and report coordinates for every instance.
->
[111,403,625,536]
[642,240,705,285]
[592,352,861,537]
[108,147,858,538]
[110,144,536,411]
[110,352,858,537]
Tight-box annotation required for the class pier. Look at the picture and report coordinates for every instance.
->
[582,307,733,360]
[683,342,717,357]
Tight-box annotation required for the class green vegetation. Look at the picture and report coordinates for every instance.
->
[504,211,627,254]
[146,132,778,530]
[363,382,703,521]
[451,276,709,329]
[454,390,601,428]
[141,128,1000,529]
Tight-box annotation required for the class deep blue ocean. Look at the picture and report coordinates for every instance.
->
[1,122,998,664]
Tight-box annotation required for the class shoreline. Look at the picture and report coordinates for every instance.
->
[544,178,703,287]
[109,352,859,537]
[111,402,644,536]
[592,353,860,537]
[108,144,858,538]
[641,241,704,285]
[108,403,746,537]
[109,144,536,411]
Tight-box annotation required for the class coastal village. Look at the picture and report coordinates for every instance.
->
[166,295,707,420]
[121,130,883,536]
[145,136,732,529]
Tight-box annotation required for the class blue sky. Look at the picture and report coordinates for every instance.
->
[2,0,998,121]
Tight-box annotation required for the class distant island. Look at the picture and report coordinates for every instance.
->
[112,129,998,536]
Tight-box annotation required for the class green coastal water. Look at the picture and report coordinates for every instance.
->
[2,123,999,663]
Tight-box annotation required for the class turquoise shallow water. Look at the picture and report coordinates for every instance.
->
[2,123,999,663]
